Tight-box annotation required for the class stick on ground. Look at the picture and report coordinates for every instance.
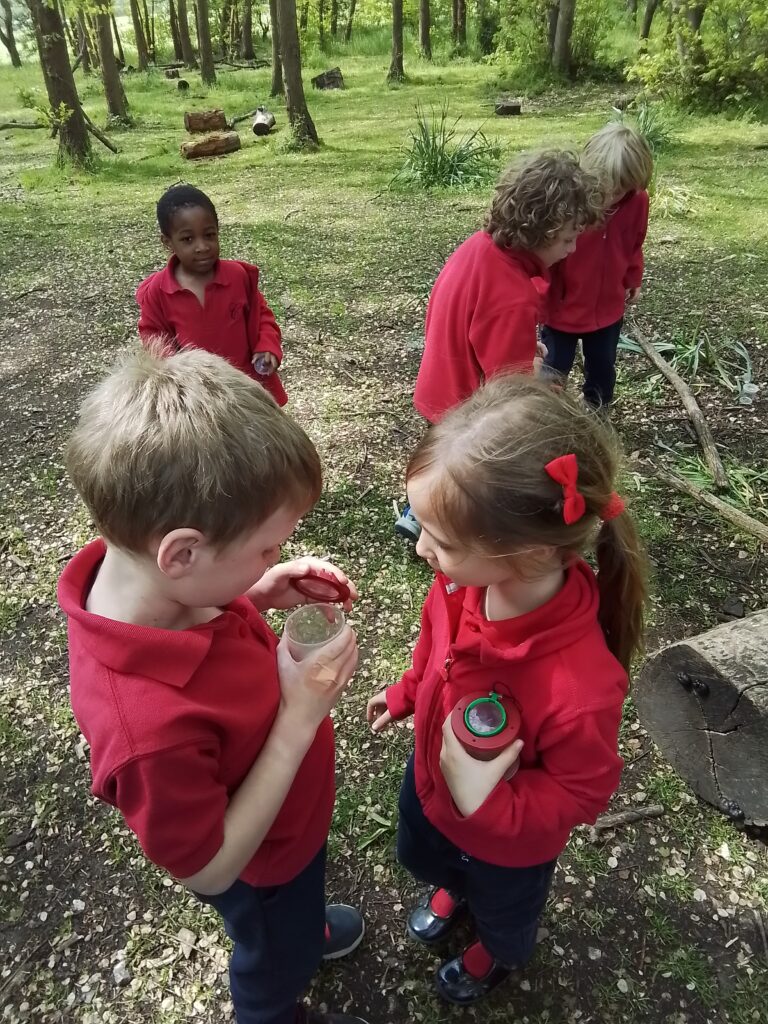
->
[594,804,665,831]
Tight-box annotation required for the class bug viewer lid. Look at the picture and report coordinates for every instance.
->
[292,569,351,604]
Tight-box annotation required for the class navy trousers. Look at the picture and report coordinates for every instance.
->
[541,318,623,407]
[196,845,326,1024]
[397,757,556,967]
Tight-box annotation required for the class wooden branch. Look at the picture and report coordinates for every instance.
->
[230,107,259,126]
[81,110,119,153]
[594,804,665,831]
[629,320,729,492]
[643,462,768,547]
[0,121,45,130]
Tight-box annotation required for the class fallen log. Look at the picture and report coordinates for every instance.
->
[495,99,521,116]
[311,67,344,90]
[635,610,768,828]
[184,109,228,133]
[629,321,729,492]
[252,107,275,136]
[180,131,241,160]
[0,122,45,131]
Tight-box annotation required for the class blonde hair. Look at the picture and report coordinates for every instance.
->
[582,122,654,195]
[66,345,322,553]
[484,150,604,251]
[406,376,648,672]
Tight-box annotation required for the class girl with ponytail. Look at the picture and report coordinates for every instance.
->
[367,374,647,1005]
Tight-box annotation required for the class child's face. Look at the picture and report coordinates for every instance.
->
[408,473,531,589]
[534,222,580,267]
[162,205,220,276]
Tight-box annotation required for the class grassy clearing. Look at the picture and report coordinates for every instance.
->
[1,49,767,1024]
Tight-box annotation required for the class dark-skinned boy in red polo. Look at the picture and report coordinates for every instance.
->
[58,347,367,1024]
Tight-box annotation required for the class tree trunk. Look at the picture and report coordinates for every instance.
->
[388,0,404,82]
[26,0,92,165]
[87,14,101,67]
[76,10,92,73]
[196,0,217,84]
[96,10,129,121]
[129,0,150,69]
[627,0,638,19]
[552,0,576,74]
[57,0,76,51]
[330,0,337,36]
[111,13,125,65]
[419,0,431,59]
[269,0,283,95]
[344,0,355,41]
[241,0,255,58]
[229,0,240,56]
[456,0,466,47]
[318,0,324,48]
[177,0,198,67]
[0,0,22,67]
[299,0,308,31]
[640,0,659,38]
[547,1,559,55]
[635,611,768,828]
[142,0,155,60]
[278,0,318,146]
[686,2,706,32]
[169,0,184,60]
[219,0,232,54]
[451,0,458,42]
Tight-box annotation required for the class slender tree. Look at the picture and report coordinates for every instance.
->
[330,0,337,36]
[142,0,155,60]
[640,0,659,38]
[128,0,150,68]
[344,0,355,41]
[58,0,76,51]
[451,0,457,42]
[269,0,283,94]
[388,0,404,82]
[552,0,576,74]
[196,0,217,84]
[456,0,466,47]
[86,13,101,66]
[299,0,307,30]
[241,0,255,58]
[177,0,197,66]
[278,0,318,146]
[76,9,92,72]
[169,0,184,59]
[95,6,129,121]
[419,0,431,59]
[111,12,125,64]
[26,0,91,165]
[318,0,324,47]
[0,0,22,66]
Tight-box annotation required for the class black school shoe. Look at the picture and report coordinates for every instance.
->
[298,1008,370,1024]
[435,954,510,1005]
[322,904,365,960]
[407,888,468,945]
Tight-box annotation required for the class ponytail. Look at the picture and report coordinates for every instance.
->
[595,511,648,674]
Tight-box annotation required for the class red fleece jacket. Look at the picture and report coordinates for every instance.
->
[385,563,628,867]
[546,190,649,334]
[414,231,549,423]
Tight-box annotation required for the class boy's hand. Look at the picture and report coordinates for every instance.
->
[625,287,641,305]
[367,690,394,733]
[439,716,523,818]
[252,351,279,375]
[248,557,358,612]
[277,625,358,733]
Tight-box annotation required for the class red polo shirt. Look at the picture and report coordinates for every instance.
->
[136,257,287,406]
[58,539,335,886]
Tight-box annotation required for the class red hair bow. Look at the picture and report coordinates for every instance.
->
[545,454,586,525]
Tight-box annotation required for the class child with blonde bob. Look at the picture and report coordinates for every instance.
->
[58,347,369,1024]
[370,375,647,1006]
[543,121,654,408]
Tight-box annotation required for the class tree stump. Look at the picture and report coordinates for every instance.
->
[635,610,768,827]
[184,109,227,133]
[165,68,180,79]
[177,79,190,91]
[252,107,276,136]
[180,131,241,160]
[495,99,521,116]
[311,67,344,90]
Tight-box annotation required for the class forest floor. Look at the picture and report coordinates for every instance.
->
[1,47,767,1024]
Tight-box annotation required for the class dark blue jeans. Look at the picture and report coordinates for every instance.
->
[195,846,326,1024]
[397,757,556,968]
[541,318,623,407]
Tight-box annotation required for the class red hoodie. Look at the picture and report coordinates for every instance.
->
[546,191,649,334]
[414,231,549,423]
[385,562,628,867]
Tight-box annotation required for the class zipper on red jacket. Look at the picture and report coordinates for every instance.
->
[442,656,453,679]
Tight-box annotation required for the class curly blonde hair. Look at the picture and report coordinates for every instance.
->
[484,150,604,251]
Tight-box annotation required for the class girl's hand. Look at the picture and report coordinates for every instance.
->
[439,716,524,818]
[252,351,279,375]
[366,690,394,733]
[248,557,358,612]
[277,625,358,733]
[625,286,642,305]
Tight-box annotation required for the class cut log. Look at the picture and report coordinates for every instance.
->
[311,67,344,90]
[635,610,768,827]
[181,131,241,159]
[184,109,227,132]
[177,79,190,91]
[252,107,276,136]
[495,99,521,116]
[165,68,180,78]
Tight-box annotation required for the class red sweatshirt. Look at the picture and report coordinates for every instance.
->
[385,562,628,867]
[136,257,287,406]
[414,231,550,423]
[546,190,649,334]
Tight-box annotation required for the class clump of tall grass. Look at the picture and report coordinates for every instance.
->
[392,103,501,190]
[613,101,679,154]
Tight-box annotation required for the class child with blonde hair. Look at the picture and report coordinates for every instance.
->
[543,121,654,408]
[59,347,368,1024]
[370,375,647,1005]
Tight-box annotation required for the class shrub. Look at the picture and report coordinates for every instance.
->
[392,103,501,190]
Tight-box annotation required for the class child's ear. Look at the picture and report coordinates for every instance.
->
[157,529,208,578]
[160,232,173,253]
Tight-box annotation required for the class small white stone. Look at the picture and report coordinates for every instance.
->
[72,899,85,913]
[588,947,602,961]
[112,963,131,987]
[693,889,707,902]
[617,978,629,994]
